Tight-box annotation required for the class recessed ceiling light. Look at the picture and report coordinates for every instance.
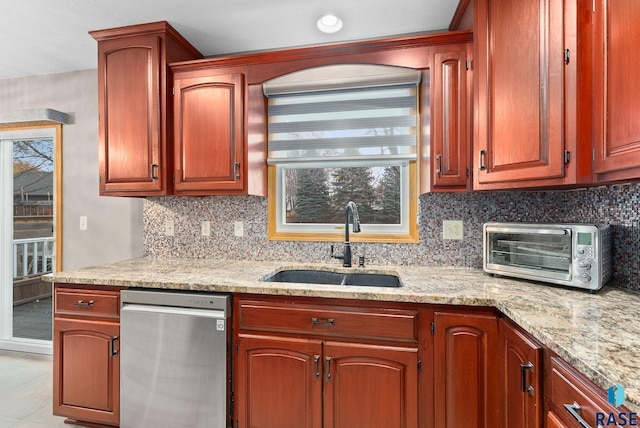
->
[317,14,343,34]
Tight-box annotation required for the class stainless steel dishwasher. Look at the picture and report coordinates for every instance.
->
[120,289,231,428]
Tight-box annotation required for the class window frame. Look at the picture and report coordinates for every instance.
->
[265,64,421,243]
[268,162,419,243]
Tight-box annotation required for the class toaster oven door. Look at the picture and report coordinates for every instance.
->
[484,226,572,282]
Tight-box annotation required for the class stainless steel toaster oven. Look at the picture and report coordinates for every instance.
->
[483,223,612,291]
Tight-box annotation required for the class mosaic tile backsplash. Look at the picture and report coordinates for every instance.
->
[144,182,640,292]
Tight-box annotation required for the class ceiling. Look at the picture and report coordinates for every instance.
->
[0,0,460,80]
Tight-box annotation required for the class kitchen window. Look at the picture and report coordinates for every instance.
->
[264,65,420,243]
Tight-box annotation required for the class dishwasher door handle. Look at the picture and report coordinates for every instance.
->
[122,303,225,319]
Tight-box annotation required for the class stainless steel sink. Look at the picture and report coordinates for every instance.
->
[264,269,402,288]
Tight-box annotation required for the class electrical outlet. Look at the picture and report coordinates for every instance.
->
[201,221,211,237]
[234,221,244,237]
[443,220,463,240]
[164,219,175,236]
[79,216,88,231]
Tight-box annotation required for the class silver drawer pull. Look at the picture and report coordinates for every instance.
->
[311,317,334,326]
[313,355,320,379]
[564,402,593,428]
[74,300,94,307]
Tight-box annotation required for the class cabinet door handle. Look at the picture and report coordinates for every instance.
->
[110,336,119,356]
[151,164,159,179]
[311,317,335,326]
[233,162,240,180]
[520,362,534,394]
[436,154,442,174]
[563,402,593,428]
[325,357,332,381]
[479,150,487,171]
[313,355,320,379]
[74,300,94,307]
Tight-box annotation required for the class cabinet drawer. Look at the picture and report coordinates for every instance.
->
[237,299,418,343]
[547,356,620,427]
[55,288,120,319]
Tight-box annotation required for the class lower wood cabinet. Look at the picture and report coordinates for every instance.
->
[49,286,629,428]
[546,410,569,428]
[234,296,421,428]
[544,353,631,428]
[499,318,543,428]
[236,335,322,428]
[433,309,500,428]
[53,285,123,427]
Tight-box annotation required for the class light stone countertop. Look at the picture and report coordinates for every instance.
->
[46,257,640,412]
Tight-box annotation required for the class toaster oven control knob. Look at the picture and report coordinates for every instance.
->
[578,272,592,283]
[578,260,592,270]
[577,248,585,255]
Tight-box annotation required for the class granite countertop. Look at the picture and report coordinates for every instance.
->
[46,257,640,412]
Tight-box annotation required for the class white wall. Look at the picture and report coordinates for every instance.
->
[0,70,144,270]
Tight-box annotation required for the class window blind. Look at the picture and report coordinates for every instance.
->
[264,66,421,164]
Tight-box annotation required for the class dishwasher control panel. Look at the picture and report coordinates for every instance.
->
[121,289,231,311]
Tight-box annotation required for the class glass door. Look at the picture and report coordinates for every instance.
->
[0,128,56,354]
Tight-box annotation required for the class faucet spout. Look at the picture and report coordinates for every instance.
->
[343,201,361,267]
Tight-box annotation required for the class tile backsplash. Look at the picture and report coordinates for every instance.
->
[144,182,640,292]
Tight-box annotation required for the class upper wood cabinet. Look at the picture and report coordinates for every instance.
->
[592,0,640,182]
[90,21,202,196]
[172,69,246,195]
[431,43,472,191]
[473,0,593,190]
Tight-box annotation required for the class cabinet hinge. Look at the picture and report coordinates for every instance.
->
[564,49,570,65]
[466,59,472,70]
[418,359,422,373]
[430,321,435,335]
[564,150,571,164]
[235,343,239,353]
[466,166,470,178]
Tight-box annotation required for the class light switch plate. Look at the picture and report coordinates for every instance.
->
[79,216,88,231]
[234,221,244,237]
[201,221,211,237]
[164,219,175,236]
[443,220,463,240]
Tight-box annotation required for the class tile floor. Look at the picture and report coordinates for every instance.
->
[0,350,81,428]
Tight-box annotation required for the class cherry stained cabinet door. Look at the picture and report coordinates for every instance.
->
[235,335,323,428]
[323,341,419,428]
[53,318,120,426]
[173,71,246,195]
[592,0,640,182]
[474,0,567,189]
[96,34,163,195]
[546,411,569,428]
[431,44,472,191]
[91,22,202,196]
[433,311,499,428]
[500,318,542,428]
